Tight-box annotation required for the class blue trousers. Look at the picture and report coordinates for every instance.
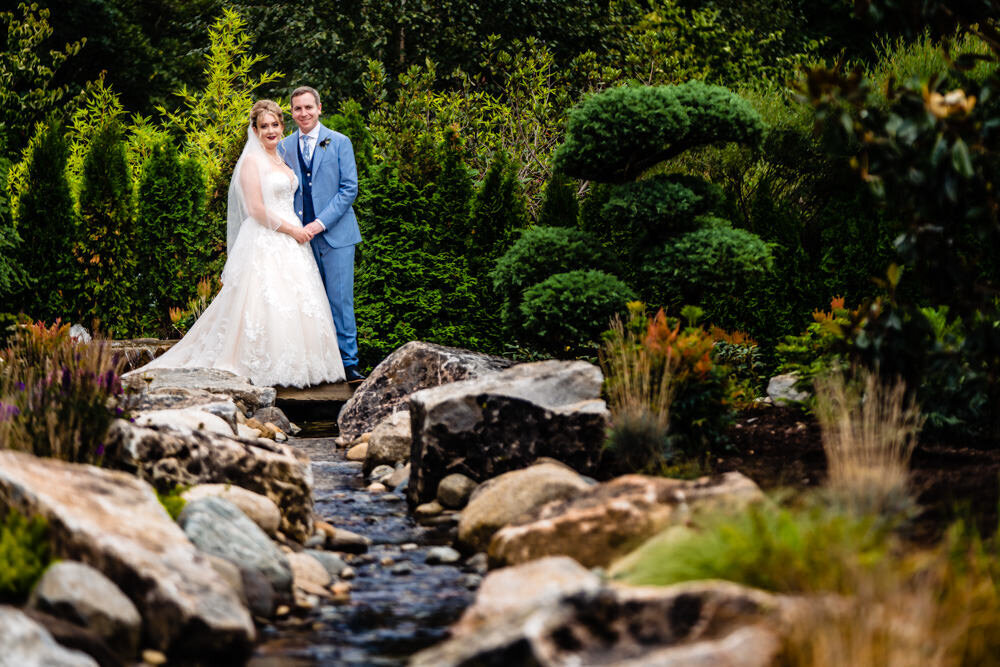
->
[312,241,359,368]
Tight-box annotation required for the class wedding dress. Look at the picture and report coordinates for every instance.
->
[138,131,345,387]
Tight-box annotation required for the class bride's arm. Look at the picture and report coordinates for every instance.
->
[240,156,310,242]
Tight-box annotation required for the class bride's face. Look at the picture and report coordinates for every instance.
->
[255,113,283,150]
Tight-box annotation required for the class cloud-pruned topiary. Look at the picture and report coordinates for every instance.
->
[554,81,765,183]
[490,225,619,333]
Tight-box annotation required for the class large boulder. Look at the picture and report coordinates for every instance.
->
[103,419,314,542]
[411,580,793,667]
[130,386,239,433]
[362,410,412,476]
[489,472,764,568]
[0,451,255,660]
[338,341,515,441]
[131,408,235,437]
[121,367,275,413]
[407,360,608,506]
[457,463,591,552]
[178,497,293,598]
[0,606,98,667]
[27,561,142,659]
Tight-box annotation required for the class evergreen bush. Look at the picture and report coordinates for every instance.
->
[490,225,619,332]
[136,139,210,336]
[0,153,24,306]
[519,269,634,356]
[468,149,530,274]
[429,126,476,252]
[9,121,79,323]
[641,220,774,331]
[76,121,137,336]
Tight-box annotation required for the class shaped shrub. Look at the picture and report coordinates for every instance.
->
[641,220,773,331]
[519,270,634,357]
[490,226,619,332]
[554,81,764,183]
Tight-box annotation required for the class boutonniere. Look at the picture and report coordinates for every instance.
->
[319,138,331,150]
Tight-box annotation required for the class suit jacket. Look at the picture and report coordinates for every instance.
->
[281,124,362,248]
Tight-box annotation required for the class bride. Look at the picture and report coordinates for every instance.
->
[138,100,345,387]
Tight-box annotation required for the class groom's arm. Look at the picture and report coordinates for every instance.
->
[315,136,358,230]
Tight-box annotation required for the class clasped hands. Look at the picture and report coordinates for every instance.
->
[290,220,325,244]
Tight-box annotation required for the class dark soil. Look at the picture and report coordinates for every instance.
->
[715,406,1000,542]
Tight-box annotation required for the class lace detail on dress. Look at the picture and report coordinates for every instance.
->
[139,165,344,387]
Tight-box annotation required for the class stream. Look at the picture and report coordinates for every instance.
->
[249,420,477,666]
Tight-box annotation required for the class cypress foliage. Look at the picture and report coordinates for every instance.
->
[135,139,210,336]
[10,120,79,323]
[328,99,375,180]
[468,149,530,274]
[0,153,24,307]
[430,126,475,252]
[76,121,137,336]
[536,171,579,228]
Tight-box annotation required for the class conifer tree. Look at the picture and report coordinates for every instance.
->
[10,120,79,322]
[468,149,530,274]
[136,139,210,335]
[430,126,475,253]
[536,171,579,228]
[76,121,137,336]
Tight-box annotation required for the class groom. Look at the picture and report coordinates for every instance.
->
[282,85,365,383]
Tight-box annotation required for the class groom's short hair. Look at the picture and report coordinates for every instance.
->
[291,86,321,107]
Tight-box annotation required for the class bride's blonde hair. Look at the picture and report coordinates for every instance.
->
[250,100,284,129]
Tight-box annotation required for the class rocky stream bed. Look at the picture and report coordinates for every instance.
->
[250,424,477,666]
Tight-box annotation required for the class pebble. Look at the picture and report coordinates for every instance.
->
[425,546,461,564]
[142,650,167,665]
[379,493,402,502]
[465,552,489,574]
[366,482,388,493]
[390,562,414,576]
[369,464,394,482]
[379,556,394,566]
[400,543,419,551]
[339,566,356,580]
[460,573,483,590]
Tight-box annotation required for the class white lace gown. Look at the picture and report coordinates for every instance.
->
[140,169,345,387]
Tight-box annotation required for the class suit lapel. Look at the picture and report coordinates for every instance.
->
[310,125,331,175]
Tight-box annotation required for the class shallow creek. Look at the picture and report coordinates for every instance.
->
[249,422,476,666]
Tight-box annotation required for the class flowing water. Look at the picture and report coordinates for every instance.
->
[249,425,476,666]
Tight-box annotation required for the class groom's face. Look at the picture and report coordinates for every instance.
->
[291,92,322,134]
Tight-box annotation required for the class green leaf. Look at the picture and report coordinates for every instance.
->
[951,138,974,178]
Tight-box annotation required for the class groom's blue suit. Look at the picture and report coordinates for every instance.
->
[280,124,362,368]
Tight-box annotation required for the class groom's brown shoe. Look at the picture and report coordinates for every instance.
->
[345,366,366,384]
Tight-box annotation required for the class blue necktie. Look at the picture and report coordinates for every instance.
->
[302,135,313,162]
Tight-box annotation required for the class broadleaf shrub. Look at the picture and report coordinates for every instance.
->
[519,269,634,357]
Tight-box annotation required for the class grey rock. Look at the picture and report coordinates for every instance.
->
[69,324,92,344]
[103,419,314,542]
[436,473,478,509]
[338,341,516,441]
[458,463,590,552]
[27,561,141,658]
[362,410,412,476]
[122,367,275,412]
[408,360,608,506]
[390,562,414,576]
[182,484,282,537]
[465,552,489,575]
[305,550,349,578]
[767,373,810,405]
[388,463,410,490]
[178,496,292,596]
[252,406,292,434]
[238,565,276,618]
[325,527,371,554]
[129,386,238,433]
[131,407,236,437]
[0,451,254,659]
[0,606,98,667]
[368,464,395,482]
[425,546,462,565]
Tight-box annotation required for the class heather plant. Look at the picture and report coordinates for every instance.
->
[0,509,50,602]
[0,320,129,463]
